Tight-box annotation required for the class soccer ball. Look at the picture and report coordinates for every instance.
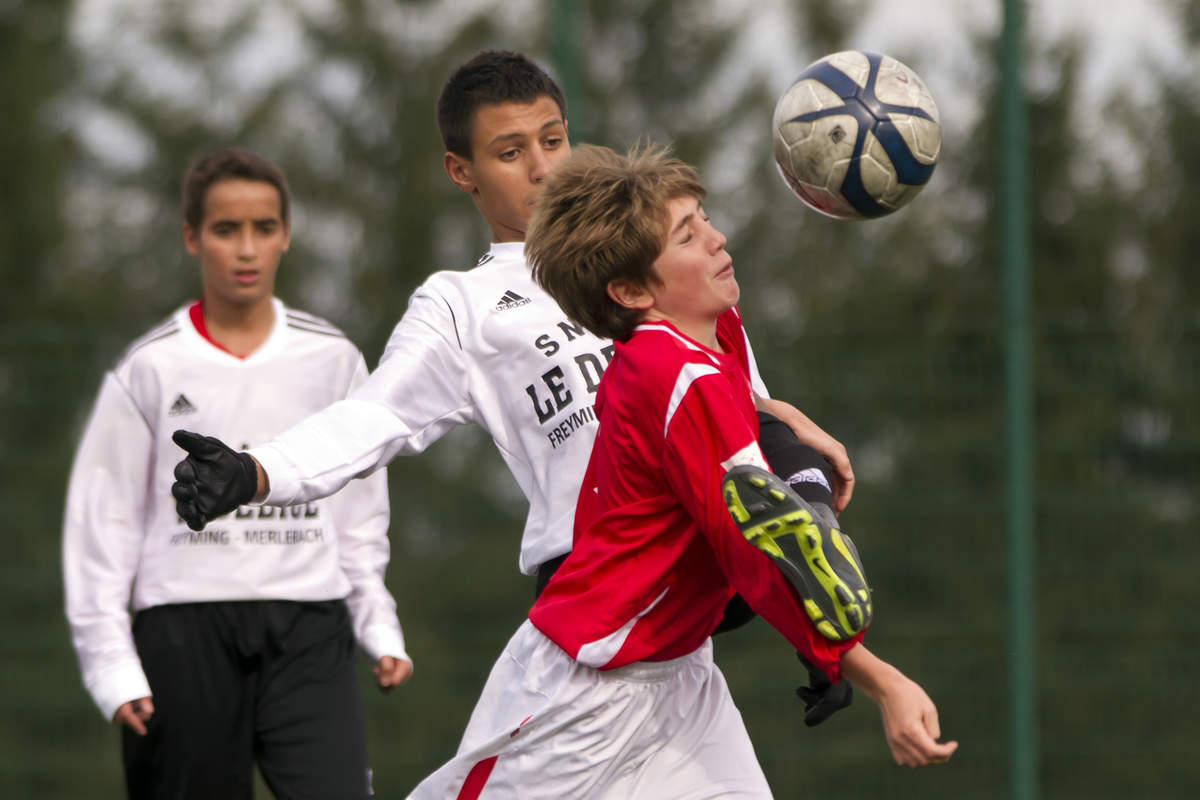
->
[772,50,941,220]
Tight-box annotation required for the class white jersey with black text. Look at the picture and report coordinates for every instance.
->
[251,242,768,575]
[63,298,405,721]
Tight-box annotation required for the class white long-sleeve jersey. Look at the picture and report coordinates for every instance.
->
[251,242,768,576]
[63,298,407,722]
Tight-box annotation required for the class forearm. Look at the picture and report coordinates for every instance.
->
[839,642,900,698]
[247,397,408,506]
[755,395,834,452]
[754,394,854,512]
[332,466,409,662]
[341,556,409,662]
[65,570,151,720]
[65,544,151,720]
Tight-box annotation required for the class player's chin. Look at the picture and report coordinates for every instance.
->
[718,276,740,306]
[224,284,271,305]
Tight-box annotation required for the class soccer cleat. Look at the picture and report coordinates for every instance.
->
[723,464,872,641]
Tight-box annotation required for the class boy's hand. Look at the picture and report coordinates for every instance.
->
[171,430,259,530]
[374,656,414,693]
[840,643,958,767]
[874,670,958,766]
[795,652,853,726]
[113,696,155,736]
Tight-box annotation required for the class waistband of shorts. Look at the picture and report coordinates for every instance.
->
[603,638,714,682]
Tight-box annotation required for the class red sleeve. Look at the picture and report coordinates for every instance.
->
[660,371,859,680]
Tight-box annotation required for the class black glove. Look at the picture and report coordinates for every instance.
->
[171,430,258,531]
[795,652,852,727]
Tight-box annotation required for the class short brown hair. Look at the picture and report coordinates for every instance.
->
[182,147,290,229]
[437,50,567,159]
[527,144,705,341]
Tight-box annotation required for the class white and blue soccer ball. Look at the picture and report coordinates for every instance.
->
[772,50,941,220]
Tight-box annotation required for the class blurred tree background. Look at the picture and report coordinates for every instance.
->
[2,0,1196,797]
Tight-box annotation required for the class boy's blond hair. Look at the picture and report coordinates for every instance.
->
[527,143,706,341]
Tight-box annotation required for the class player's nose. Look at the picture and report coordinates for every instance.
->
[236,228,257,258]
[529,146,554,183]
[707,222,727,253]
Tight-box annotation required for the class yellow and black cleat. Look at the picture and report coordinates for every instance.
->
[722,465,872,641]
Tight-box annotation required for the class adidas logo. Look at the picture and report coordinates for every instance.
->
[168,394,198,416]
[495,290,531,311]
[785,467,831,493]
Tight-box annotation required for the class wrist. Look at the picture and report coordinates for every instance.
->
[234,452,263,505]
[250,456,269,502]
[839,643,900,701]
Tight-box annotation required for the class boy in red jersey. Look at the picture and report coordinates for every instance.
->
[405,144,955,799]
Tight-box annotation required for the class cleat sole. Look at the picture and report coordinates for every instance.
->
[722,465,873,641]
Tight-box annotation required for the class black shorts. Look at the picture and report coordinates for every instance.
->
[123,599,369,800]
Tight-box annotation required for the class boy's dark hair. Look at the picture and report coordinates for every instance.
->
[437,50,567,159]
[527,143,706,342]
[182,147,290,230]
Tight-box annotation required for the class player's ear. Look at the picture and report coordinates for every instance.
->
[182,223,200,256]
[607,278,653,311]
[444,151,475,194]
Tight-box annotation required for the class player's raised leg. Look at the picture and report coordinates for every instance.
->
[723,464,872,640]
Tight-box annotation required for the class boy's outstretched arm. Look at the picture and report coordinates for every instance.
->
[839,643,959,767]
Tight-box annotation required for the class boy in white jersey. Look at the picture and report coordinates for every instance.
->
[402,144,956,798]
[63,147,411,799]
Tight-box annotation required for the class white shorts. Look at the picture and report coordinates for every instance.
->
[406,620,772,799]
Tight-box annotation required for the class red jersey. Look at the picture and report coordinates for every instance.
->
[529,319,856,681]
